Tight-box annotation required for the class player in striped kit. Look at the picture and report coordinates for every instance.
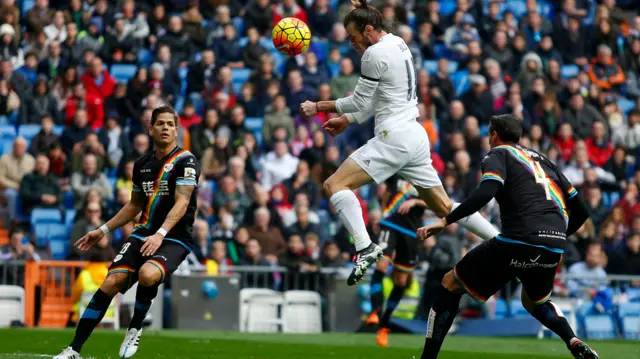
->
[55,106,201,359]
[368,175,427,347]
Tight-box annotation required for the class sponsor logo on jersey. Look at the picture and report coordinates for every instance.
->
[362,159,370,166]
[142,180,170,197]
[164,164,174,172]
[141,168,152,173]
[509,258,558,269]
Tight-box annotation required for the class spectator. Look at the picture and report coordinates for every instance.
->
[588,44,626,92]
[567,242,608,298]
[213,176,251,224]
[228,104,249,148]
[70,153,113,205]
[191,218,211,263]
[97,114,128,169]
[238,238,275,288]
[444,13,480,55]
[603,146,627,183]
[0,229,40,262]
[228,156,256,199]
[0,59,30,101]
[564,142,617,186]
[273,0,307,25]
[243,0,273,36]
[320,240,347,267]
[248,207,286,262]
[285,204,321,239]
[101,15,139,66]
[19,153,60,211]
[291,125,312,157]
[115,160,134,193]
[0,23,24,69]
[181,1,205,50]
[0,78,20,118]
[201,126,232,180]
[308,0,336,40]
[77,18,105,55]
[260,141,299,191]
[211,206,235,243]
[585,185,610,232]
[614,183,640,227]
[214,23,243,68]
[278,234,320,290]
[283,160,320,207]
[69,201,114,261]
[158,16,193,65]
[44,10,68,43]
[484,31,514,75]
[27,75,60,124]
[30,115,59,155]
[0,137,35,219]
[237,82,262,118]
[285,70,315,116]
[205,240,233,275]
[61,22,83,65]
[585,121,614,167]
[534,92,562,137]
[243,183,284,231]
[189,108,218,160]
[186,49,217,106]
[249,54,280,98]
[563,93,606,140]
[300,51,329,91]
[330,58,358,100]
[461,74,494,125]
[516,52,544,98]
[243,27,268,70]
[70,133,109,173]
[39,39,68,80]
[263,94,294,144]
[47,143,69,180]
[536,33,563,73]
[15,53,38,86]
[208,66,236,108]
[25,0,54,33]
[178,102,202,130]
[607,234,640,278]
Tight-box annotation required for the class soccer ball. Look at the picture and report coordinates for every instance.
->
[272,17,312,56]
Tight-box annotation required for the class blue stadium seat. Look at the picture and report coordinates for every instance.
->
[584,315,616,340]
[63,191,75,209]
[52,125,64,136]
[137,48,154,66]
[494,298,508,319]
[232,16,244,35]
[504,0,527,17]
[107,176,117,191]
[509,299,529,318]
[49,237,70,260]
[33,223,66,247]
[561,64,579,79]
[538,0,554,18]
[206,180,217,196]
[618,302,640,318]
[622,317,640,340]
[238,37,249,47]
[18,124,41,140]
[231,68,252,92]
[110,64,138,83]
[244,117,263,132]
[423,60,459,75]
[21,0,35,13]
[618,97,635,114]
[439,0,457,16]
[65,209,77,227]
[433,44,453,59]
[0,139,13,156]
[450,70,470,98]
[330,0,339,10]
[30,208,63,227]
[0,125,16,139]
[627,288,640,302]
[313,39,330,60]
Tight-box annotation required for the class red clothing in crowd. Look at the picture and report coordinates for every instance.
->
[614,198,640,227]
[585,137,613,167]
[431,152,445,175]
[273,3,308,25]
[79,70,116,129]
[179,114,202,130]
[64,92,104,130]
[553,136,576,161]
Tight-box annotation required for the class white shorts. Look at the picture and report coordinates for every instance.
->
[349,120,442,189]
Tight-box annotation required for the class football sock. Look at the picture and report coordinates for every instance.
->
[330,190,371,251]
[370,269,385,314]
[70,289,114,352]
[530,300,577,346]
[451,203,500,241]
[420,285,462,359]
[129,284,159,330]
[380,284,407,328]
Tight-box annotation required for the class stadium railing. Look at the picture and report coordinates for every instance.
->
[0,260,25,286]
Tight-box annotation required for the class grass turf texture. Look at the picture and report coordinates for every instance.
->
[0,329,637,359]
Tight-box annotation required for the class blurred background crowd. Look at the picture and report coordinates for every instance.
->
[0,0,639,315]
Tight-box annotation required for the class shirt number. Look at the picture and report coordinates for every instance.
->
[405,59,417,101]
[533,162,551,200]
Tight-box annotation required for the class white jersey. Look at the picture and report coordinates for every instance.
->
[336,33,419,133]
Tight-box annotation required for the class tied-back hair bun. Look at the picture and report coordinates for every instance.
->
[351,0,367,9]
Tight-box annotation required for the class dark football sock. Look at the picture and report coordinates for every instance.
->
[530,300,577,346]
[370,269,385,314]
[70,289,114,352]
[128,284,159,330]
[379,284,407,328]
[420,285,462,359]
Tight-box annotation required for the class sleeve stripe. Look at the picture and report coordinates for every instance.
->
[176,180,197,186]
[481,173,504,184]
[567,187,578,198]
[361,74,380,82]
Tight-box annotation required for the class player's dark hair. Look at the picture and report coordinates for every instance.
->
[151,105,179,126]
[344,0,383,33]
[489,114,522,144]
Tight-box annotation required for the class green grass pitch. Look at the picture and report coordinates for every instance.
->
[0,329,637,358]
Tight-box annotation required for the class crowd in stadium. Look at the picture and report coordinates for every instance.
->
[0,0,639,309]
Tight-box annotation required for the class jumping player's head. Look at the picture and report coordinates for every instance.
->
[488,114,522,148]
[150,105,179,148]
[344,0,385,55]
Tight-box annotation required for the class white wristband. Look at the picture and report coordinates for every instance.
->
[99,224,109,235]
[157,228,167,237]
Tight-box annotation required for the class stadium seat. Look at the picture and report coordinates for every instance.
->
[0,285,25,328]
[423,60,459,75]
[107,176,117,191]
[313,39,330,60]
[509,299,530,318]
[627,288,640,302]
[240,288,283,333]
[110,64,138,83]
[30,208,63,227]
[49,237,69,260]
[618,302,640,318]
[282,290,322,333]
[433,44,453,60]
[21,0,35,14]
[63,191,75,209]
[439,0,457,15]
[560,64,579,79]
[504,0,527,17]
[583,315,616,340]
[18,124,41,140]
[34,223,69,247]
[232,16,244,35]
[0,125,16,139]
[494,298,508,319]
[232,68,252,93]
[65,209,77,228]
[238,37,249,47]
[244,117,263,133]
[618,97,635,114]
[0,139,12,156]
[622,317,640,340]
[451,70,470,98]
[537,0,554,18]
[52,125,64,136]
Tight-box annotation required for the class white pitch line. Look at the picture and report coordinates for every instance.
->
[0,354,96,359]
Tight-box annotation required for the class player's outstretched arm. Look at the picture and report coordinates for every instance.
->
[139,184,195,256]
[75,191,145,251]
[565,194,589,237]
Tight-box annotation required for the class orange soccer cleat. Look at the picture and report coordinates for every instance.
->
[376,327,390,347]
[366,311,380,326]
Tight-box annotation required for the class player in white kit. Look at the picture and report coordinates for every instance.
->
[300,0,499,286]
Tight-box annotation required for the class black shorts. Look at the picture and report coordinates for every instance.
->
[453,237,561,303]
[108,236,190,293]
[375,222,419,271]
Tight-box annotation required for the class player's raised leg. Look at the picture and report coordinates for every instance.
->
[54,272,130,359]
[324,158,383,286]
[415,185,499,240]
